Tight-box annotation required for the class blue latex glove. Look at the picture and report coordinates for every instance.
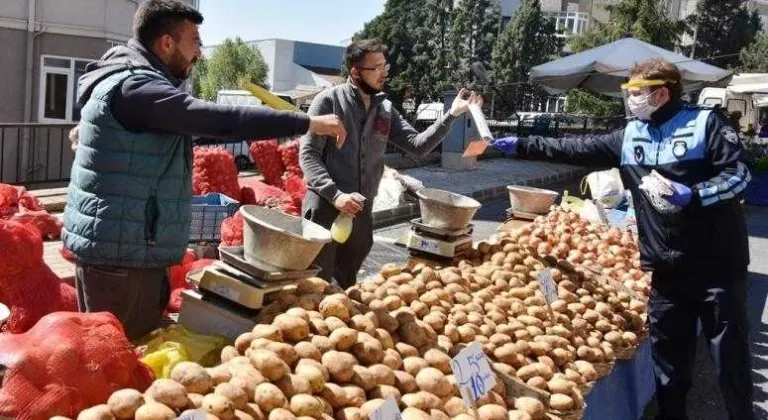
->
[491,136,519,154]
[661,178,693,207]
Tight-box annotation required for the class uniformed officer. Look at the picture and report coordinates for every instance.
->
[492,58,755,420]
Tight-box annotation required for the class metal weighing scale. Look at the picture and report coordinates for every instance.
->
[406,218,473,259]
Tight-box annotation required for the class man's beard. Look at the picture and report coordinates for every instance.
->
[354,75,382,95]
[169,51,194,80]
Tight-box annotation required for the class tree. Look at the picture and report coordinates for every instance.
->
[449,0,502,86]
[569,0,686,52]
[194,37,269,101]
[738,33,768,72]
[490,0,561,116]
[190,55,207,98]
[686,0,762,69]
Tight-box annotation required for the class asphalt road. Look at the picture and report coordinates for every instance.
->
[361,178,768,420]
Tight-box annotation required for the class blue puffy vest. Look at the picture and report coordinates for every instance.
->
[62,69,192,268]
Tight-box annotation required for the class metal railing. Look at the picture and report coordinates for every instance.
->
[0,123,76,188]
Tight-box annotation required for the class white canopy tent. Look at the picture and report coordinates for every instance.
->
[529,38,732,97]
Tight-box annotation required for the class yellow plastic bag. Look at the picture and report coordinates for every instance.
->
[560,190,585,212]
[137,325,230,378]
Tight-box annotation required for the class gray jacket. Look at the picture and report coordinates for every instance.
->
[300,82,457,204]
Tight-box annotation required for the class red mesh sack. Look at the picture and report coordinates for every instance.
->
[220,212,244,246]
[0,312,154,420]
[167,257,214,313]
[239,178,298,215]
[0,184,19,219]
[249,140,285,188]
[0,220,77,333]
[15,186,44,212]
[9,210,62,240]
[192,147,241,202]
[60,245,76,262]
[279,140,302,177]
[284,173,307,209]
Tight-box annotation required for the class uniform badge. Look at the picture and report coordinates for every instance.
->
[672,141,687,158]
[721,126,739,145]
[634,146,645,164]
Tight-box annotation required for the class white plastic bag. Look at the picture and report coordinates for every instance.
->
[581,168,625,209]
[373,167,406,211]
[579,199,605,225]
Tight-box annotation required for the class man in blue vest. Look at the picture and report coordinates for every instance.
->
[62,0,346,340]
[492,58,755,420]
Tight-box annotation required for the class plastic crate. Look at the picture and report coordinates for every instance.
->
[189,193,239,242]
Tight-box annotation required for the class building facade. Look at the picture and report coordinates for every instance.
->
[0,0,199,123]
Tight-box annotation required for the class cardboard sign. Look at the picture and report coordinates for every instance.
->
[451,342,497,408]
[468,104,493,140]
[538,268,559,305]
[370,395,403,420]
[463,139,489,157]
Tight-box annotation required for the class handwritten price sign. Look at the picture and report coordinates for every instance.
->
[538,268,558,305]
[450,342,497,408]
[371,395,402,420]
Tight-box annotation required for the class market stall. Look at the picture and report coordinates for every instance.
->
[0,144,661,419]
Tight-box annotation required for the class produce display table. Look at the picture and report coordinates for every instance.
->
[583,339,656,420]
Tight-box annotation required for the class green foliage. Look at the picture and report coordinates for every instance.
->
[193,37,269,101]
[449,0,501,85]
[566,89,623,117]
[686,0,762,68]
[738,33,768,72]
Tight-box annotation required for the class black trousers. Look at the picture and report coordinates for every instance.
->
[649,267,756,420]
[302,190,374,290]
[75,262,170,341]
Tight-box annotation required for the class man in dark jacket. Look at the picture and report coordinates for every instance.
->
[62,0,346,340]
[300,39,482,289]
[492,58,755,420]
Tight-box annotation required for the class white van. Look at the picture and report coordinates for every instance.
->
[697,73,768,135]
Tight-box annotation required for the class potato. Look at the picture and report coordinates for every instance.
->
[622,331,638,346]
[477,404,507,420]
[369,384,402,404]
[443,396,466,417]
[401,407,431,420]
[294,342,321,361]
[319,297,351,322]
[171,362,213,395]
[77,405,115,420]
[288,394,323,418]
[321,350,358,383]
[403,357,429,377]
[401,391,441,410]
[393,370,418,394]
[250,350,290,381]
[254,383,288,413]
[335,407,366,420]
[294,365,326,394]
[145,379,189,410]
[395,342,419,358]
[550,394,575,411]
[223,345,241,362]
[319,383,349,409]
[349,314,377,335]
[507,410,533,420]
[375,328,395,350]
[415,368,452,398]
[382,348,404,370]
[208,365,233,385]
[308,319,330,336]
[573,361,598,382]
[422,349,451,374]
[273,315,310,342]
[350,365,377,391]
[547,378,573,395]
[203,394,236,420]
[516,363,553,382]
[274,374,312,399]
[310,335,334,354]
[215,383,249,410]
[343,385,367,408]
[188,393,205,409]
[364,363,394,387]
[267,408,296,420]
[514,397,545,419]
[527,376,547,390]
[107,389,144,419]
[350,333,384,365]
[134,402,176,420]
[252,325,283,341]
[329,327,358,351]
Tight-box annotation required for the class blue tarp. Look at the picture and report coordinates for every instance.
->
[583,339,656,420]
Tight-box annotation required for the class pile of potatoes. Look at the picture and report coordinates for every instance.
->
[491,208,651,297]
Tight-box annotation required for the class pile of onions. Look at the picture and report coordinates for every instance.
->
[505,209,651,297]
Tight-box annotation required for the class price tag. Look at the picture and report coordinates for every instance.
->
[538,268,558,305]
[210,282,241,302]
[370,395,402,420]
[450,342,497,408]
[177,409,207,420]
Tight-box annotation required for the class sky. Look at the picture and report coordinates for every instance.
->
[198,0,386,47]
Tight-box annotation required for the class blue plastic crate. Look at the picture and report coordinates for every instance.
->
[189,193,240,242]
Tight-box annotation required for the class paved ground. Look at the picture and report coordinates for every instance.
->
[362,179,768,420]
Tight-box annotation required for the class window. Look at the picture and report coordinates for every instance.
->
[38,55,93,122]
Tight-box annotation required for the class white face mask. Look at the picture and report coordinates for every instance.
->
[627,90,661,121]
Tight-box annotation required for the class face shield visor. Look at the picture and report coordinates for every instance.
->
[620,79,676,121]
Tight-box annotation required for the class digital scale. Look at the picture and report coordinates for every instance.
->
[406,218,473,259]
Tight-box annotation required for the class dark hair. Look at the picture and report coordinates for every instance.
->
[344,39,388,71]
[629,58,683,101]
[133,0,203,46]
